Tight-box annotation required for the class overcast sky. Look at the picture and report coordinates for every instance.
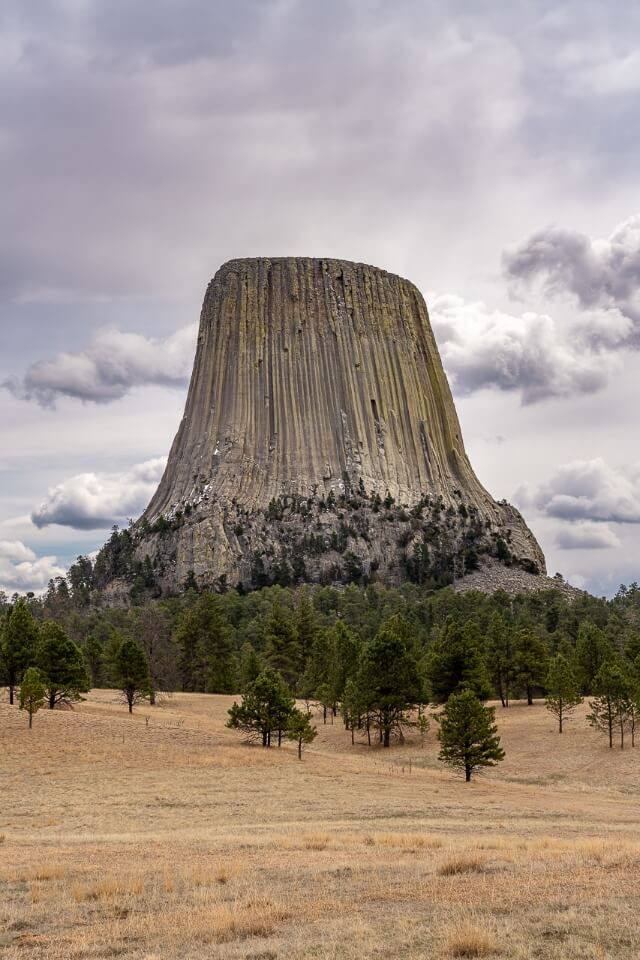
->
[2,0,640,597]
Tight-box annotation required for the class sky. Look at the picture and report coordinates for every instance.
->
[2,0,640,598]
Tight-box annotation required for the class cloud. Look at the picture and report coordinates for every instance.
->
[5,325,197,406]
[429,294,618,404]
[555,521,621,550]
[0,540,65,594]
[503,215,640,326]
[516,458,640,524]
[31,457,167,530]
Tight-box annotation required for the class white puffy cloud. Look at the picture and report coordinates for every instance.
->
[517,458,640,524]
[5,325,197,406]
[555,522,621,550]
[430,293,619,404]
[31,457,167,530]
[0,540,65,594]
[504,215,640,325]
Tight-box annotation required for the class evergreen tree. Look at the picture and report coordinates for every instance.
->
[587,660,632,749]
[83,633,105,688]
[114,639,151,713]
[298,628,332,705]
[486,612,516,707]
[264,600,301,688]
[426,619,492,703]
[327,620,360,711]
[575,621,613,694]
[174,593,234,693]
[286,708,317,759]
[514,627,549,705]
[19,667,46,728]
[227,668,294,746]
[1,599,39,704]
[342,676,366,744]
[294,588,318,678]
[437,689,505,781]
[238,642,262,690]
[36,622,89,709]
[545,654,582,733]
[356,625,421,747]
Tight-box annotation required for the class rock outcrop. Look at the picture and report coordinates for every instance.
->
[99,258,545,596]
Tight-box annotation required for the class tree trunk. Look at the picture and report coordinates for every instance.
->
[149,687,156,706]
[383,727,390,748]
[9,682,15,706]
[527,684,533,706]
[323,705,327,724]
[28,709,33,729]
[465,764,472,782]
[298,739,302,760]
[608,715,613,749]
[49,691,56,710]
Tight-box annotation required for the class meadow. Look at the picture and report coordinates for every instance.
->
[1,690,639,959]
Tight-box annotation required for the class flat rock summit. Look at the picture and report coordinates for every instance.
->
[99,257,547,598]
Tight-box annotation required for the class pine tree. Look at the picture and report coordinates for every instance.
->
[238,642,262,690]
[1,599,39,704]
[587,660,632,749]
[264,600,301,688]
[227,668,294,746]
[114,639,151,713]
[286,708,317,759]
[514,628,549,705]
[36,622,89,709]
[327,620,360,712]
[545,654,582,733]
[486,613,516,707]
[294,588,318,679]
[174,593,234,693]
[342,676,366,744]
[427,619,492,703]
[575,621,612,695]
[437,689,505,782]
[19,667,46,728]
[356,625,421,747]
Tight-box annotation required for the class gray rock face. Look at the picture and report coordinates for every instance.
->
[128,258,545,593]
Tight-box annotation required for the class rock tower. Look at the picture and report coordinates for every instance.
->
[102,258,545,596]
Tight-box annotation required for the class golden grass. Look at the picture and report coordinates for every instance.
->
[1,690,640,958]
[443,922,498,957]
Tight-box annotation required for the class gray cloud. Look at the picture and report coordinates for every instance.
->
[504,215,640,326]
[31,457,167,529]
[555,521,621,550]
[516,458,640,524]
[5,325,196,406]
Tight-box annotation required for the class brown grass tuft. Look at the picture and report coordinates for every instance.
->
[437,853,488,876]
[443,922,498,957]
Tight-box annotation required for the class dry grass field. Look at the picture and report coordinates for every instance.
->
[2,689,640,959]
